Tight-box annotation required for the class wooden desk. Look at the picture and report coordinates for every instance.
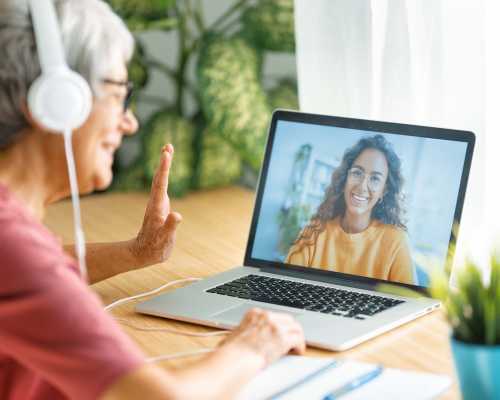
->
[44,186,458,398]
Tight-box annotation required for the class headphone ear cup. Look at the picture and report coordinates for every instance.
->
[28,68,92,133]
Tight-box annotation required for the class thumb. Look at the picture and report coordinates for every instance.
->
[162,211,182,235]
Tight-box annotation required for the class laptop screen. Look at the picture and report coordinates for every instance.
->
[247,113,473,289]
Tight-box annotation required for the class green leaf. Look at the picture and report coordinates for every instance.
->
[196,127,242,190]
[126,17,178,32]
[105,0,175,20]
[111,159,148,192]
[197,34,271,171]
[241,0,295,53]
[128,41,149,89]
[429,246,500,344]
[267,79,299,111]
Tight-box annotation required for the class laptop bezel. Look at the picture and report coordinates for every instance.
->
[243,110,475,296]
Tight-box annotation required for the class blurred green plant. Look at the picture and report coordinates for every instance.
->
[430,251,500,345]
[106,0,299,196]
[106,0,178,30]
[128,41,149,90]
[197,34,270,170]
[241,0,295,52]
[277,204,310,256]
[381,241,500,345]
[268,79,299,111]
[196,127,242,189]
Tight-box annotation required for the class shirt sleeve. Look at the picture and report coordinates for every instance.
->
[0,223,145,400]
[388,232,415,285]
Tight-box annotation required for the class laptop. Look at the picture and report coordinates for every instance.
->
[136,110,475,351]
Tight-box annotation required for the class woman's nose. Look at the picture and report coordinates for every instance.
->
[120,109,139,136]
[359,175,370,191]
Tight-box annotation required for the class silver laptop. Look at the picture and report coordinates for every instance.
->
[136,110,474,351]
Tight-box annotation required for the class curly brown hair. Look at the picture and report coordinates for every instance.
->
[291,135,407,251]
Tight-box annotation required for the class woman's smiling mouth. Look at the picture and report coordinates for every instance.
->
[351,192,370,205]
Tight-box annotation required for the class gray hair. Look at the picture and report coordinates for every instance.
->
[0,0,134,149]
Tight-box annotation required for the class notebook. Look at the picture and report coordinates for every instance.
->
[237,356,451,400]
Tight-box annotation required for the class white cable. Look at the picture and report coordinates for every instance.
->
[106,278,227,363]
[62,126,223,361]
[146,348,214,363]
[104,277,201,311]
[114,318,229,337]
[64,129,87,280]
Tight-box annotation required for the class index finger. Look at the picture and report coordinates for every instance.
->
[146,144,174,217]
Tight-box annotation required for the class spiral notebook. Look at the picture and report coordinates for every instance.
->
[237,356,451,400]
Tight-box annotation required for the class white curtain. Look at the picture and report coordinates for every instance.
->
[294,0,500,272]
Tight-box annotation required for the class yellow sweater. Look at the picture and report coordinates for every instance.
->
[285,217,414,285]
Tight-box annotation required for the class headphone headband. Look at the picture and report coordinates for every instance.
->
[29,0,67,74]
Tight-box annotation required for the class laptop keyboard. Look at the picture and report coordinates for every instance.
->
[206,274,405,320]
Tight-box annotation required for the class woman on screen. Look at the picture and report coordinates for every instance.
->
[285,135,415,285]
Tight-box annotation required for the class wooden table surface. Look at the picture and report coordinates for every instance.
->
[44,186,458,399]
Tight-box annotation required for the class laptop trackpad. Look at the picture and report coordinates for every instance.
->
[211,303,301,325]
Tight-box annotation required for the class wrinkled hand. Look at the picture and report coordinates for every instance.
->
[131,144,182,267]
[221,308,306,367]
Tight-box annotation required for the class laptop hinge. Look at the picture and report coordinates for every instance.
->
[260,267,378,292]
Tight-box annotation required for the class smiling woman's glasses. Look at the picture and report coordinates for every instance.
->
[347,167,384,191]
[102,79,134,112]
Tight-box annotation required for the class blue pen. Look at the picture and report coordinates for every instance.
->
[322,365,384,400]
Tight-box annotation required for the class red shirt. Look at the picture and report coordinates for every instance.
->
[0,184,145,399]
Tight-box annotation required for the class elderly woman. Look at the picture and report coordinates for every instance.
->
[0,1,305,399]
[286,135,414,285]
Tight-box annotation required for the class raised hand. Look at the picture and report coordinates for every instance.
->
[131,144,182,267]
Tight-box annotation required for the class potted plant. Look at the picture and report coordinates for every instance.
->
[380,243,500,399]
[424,249,500,400]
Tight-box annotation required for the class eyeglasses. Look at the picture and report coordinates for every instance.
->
[347,167,385,191]
[102,79,134,112]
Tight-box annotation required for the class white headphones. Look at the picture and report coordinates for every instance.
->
[27,0,92,133]
[27,0,91,279]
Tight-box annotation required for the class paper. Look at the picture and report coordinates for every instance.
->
[237,356,451,400]
[340,367,452,400]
